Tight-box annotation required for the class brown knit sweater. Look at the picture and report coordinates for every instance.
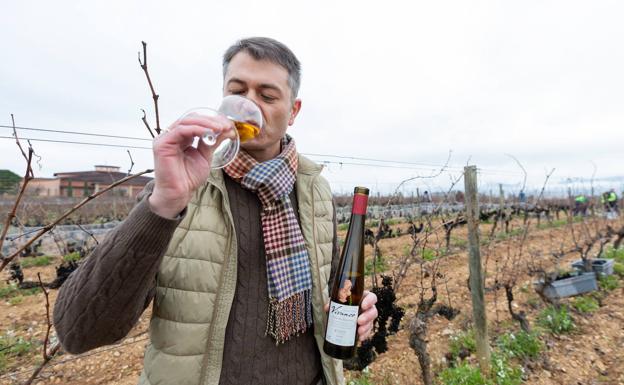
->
[53,176,339,385]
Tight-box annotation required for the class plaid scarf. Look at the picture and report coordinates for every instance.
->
[224,135,313,344]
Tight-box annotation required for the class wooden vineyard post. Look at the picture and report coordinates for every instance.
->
[498,183,505,229]
[464,166,491,375]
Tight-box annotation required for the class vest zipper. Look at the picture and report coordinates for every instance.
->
[198,180,237,385]
[309,175,341,385]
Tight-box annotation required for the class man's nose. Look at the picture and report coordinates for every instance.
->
[242,92,265,123]
[245,91,262,107]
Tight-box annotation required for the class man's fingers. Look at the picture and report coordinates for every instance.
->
[158,124,213,147]
[175,115,235,142]
[357,306,378,326]
[324,302,329,313]
[360,291,378,310]
[357,290,378,342]
[358,324,374,342]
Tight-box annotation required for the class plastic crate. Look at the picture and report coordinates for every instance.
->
[571,258,614,276]
[535,272,598,299]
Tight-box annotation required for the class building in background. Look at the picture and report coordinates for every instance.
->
[23,165,152,198]
[25,177,61,196]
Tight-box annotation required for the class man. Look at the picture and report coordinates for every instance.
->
[518,190,526,203]
[53,37,377,385]
[607,189,619,214]
[574,194,588,217]
[602,189,619,216]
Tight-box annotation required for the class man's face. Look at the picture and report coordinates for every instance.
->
[223,51,301,160]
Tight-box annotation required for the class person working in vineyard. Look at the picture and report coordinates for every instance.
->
[574,194,588,217]
[602,189,619,215]
[607,189,619,214]
[53,37,377,385]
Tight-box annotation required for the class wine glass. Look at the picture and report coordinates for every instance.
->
[178,95,263,169]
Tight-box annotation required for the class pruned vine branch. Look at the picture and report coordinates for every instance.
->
[23,273,62,385]
[0,115,35,258]
[138,41,161,136]
[127,150,135,175]
[141,109,156,138]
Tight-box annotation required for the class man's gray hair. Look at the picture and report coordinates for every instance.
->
[223,37,301,99]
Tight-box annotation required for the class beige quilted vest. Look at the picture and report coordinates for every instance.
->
[138,155,344,385]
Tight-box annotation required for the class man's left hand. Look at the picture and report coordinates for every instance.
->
[324,290,378,342]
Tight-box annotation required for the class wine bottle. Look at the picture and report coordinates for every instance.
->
[323,186,369,359]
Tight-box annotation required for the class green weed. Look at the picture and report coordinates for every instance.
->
[20,255,52,268]
[613,262,624,278]
[422,248,437,261]
[0,333,36,373]
[496,331,542,360]
[365,256,388,275]
[451,237,468,249]
[438,354,523,385]
[495,228,524,241]
[536,219,568,230]
[0,283,41,300]
[0,284,18,299]
[348,367,374,385]
[495,232,510,241]
[537,306,574,334]
[602,246,624,263]
[571,296,600,313]
[8,296,23,306]
[438,363,488,385]
[449,329,476,360]
[63,251,82,263]
[598,274,620,291]
[491,353,523,385]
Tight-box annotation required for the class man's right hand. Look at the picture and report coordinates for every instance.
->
[148,114,236,219]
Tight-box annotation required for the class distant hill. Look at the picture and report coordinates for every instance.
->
[0,169,21,193]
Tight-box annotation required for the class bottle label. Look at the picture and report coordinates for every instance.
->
[325,301,359,346]
[352,194,368,215]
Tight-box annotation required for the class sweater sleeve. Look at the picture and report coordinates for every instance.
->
[53,181,184,354]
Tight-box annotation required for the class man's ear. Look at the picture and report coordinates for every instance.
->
[288,99,302,126]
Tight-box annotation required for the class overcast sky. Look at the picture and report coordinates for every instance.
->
[1,0,623,196]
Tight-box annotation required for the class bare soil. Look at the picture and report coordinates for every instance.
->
[1,217,623,385]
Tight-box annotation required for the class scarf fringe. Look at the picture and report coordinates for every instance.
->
[266,290,313,344]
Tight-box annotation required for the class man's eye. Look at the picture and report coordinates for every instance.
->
[229,89,245,95]
[262,94,277,102]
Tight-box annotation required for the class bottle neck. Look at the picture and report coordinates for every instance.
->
[346,194,368,236]
[352,193,368,215]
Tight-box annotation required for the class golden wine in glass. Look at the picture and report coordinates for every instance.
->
[179,95,263,169]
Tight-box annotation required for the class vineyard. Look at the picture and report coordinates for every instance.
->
[1,176,624,384]
[4,1,624,383]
